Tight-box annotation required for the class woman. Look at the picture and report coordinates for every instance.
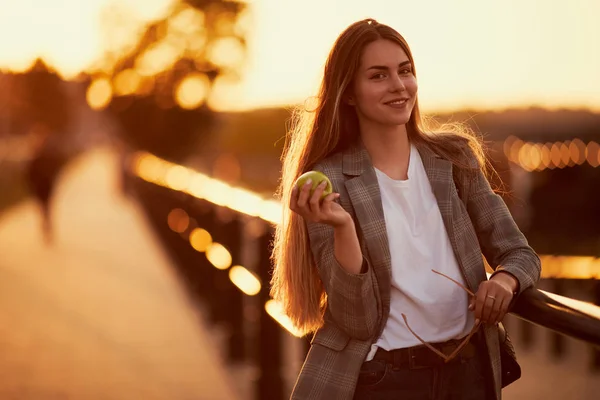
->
[270,19,540,400]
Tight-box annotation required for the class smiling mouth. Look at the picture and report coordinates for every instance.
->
[385,98,409,107]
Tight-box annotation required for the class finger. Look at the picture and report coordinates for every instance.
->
[309,181,327,212]
[296,179,313,208]
[481,294,498,324]
[474,284,488,323]
[487,295,503,324]
[495,297,508,324]
[320,193,340,213]
[468,295,475,311]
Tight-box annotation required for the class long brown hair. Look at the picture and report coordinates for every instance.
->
[270,18,491,336]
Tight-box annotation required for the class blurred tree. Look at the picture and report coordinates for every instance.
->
[5,60,71,136]
[91,0,247,162]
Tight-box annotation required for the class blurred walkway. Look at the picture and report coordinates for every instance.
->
[0,148,238,400]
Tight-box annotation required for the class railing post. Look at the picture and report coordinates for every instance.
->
[186,200,216,305]
[217,212,245,363]
[255,224,285,400]
[198,202,222,325]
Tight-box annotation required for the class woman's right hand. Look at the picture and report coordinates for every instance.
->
[290,179,352,228]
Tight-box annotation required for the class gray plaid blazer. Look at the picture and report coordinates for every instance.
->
[291,139,541,400]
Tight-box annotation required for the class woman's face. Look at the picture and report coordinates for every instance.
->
[349,39,418,128]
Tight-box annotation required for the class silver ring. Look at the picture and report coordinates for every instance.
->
[487,295,496,300]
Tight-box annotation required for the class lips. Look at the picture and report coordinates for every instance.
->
[384,98,410,107]
[384,98,409,105]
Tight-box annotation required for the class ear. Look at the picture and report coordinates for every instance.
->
[343,88,355,106]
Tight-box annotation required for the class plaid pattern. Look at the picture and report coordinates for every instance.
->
[292,140,541,400]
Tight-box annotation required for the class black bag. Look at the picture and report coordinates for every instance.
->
[498,323,522,388]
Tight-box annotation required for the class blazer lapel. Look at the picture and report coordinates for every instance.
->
[413,142,456,245]
[342,143,392,328]
[414,141,476,291]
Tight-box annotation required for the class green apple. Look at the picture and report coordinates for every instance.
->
[294,170,333,199]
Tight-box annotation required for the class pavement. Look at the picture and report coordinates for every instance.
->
[0,147,239,400]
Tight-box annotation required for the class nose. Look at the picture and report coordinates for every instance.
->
[389,74,406,92]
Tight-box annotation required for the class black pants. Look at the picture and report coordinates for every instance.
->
[353,341,490,400]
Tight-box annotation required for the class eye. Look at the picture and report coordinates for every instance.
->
[370,73,386,80]
[399,68,412,75]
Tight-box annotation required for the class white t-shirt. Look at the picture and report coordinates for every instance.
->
[366,143,475,360]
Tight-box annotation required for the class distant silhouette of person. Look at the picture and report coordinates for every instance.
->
[26,128,68,245]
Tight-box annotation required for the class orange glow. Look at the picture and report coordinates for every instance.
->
[258,200,282,225]
[545,292,600,320]
[504,137,599,172]
[212,153,242,183]
[559,142,571,167]
[507,138,524,163]
[206,243,232,270]
[86,78,113,110]
[225,188,266,217]
[175,73,210,109]
[265,299,303,337]
[503,136,518,159]
[540,255,600,280]
[207,37,244,69]
[550,143,563,168]
[168,6,205,37]
[229,266,261,296]
[186,174,212,198]
[113,69,141,96]
[135,42,180,77]
[587,142,600,168]
[570,139,586,165]
[132,149,600,282]
[0,1,599,113]
[167,208,190,233]
[165,165,191,191]
[517,143,535,172]
[189,228,212,252]
[540,144,552,170]
[132,153,168,184]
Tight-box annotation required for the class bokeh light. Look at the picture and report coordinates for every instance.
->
[587,142,600,168]
[165,165,191,191]
[229,266,261,296]
[113,68,141,96]
[189,228,212,252]
[264,299,303,337]
[175,73,210,109]
[86,77,113,110]
[167,208,190,233]
[206,242,232,270]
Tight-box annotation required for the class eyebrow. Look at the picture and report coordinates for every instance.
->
[367,60,412,71]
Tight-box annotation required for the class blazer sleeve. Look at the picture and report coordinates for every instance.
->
[306,219,378,341]
[465,165,541,294]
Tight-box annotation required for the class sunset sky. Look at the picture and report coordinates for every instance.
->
[1,0,599,113]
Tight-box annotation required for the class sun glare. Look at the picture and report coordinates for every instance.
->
[1,0,599,112]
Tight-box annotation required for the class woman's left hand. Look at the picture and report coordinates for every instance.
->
[469,272,519,325]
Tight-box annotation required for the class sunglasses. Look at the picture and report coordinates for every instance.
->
[400,269,481,363]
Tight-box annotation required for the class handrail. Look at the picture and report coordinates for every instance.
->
[512,287,600,346]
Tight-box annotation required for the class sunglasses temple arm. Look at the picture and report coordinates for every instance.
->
[431,269,475,297]
[445,322,481,363]
[402,313,450,362]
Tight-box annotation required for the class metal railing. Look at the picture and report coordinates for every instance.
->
[126,150,600,400]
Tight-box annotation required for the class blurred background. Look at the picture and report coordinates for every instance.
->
[0,0,599,399]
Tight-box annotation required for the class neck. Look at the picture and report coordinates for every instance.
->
[359,122,411,175]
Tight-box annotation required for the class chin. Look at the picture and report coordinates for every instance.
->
[384,113,412,126]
